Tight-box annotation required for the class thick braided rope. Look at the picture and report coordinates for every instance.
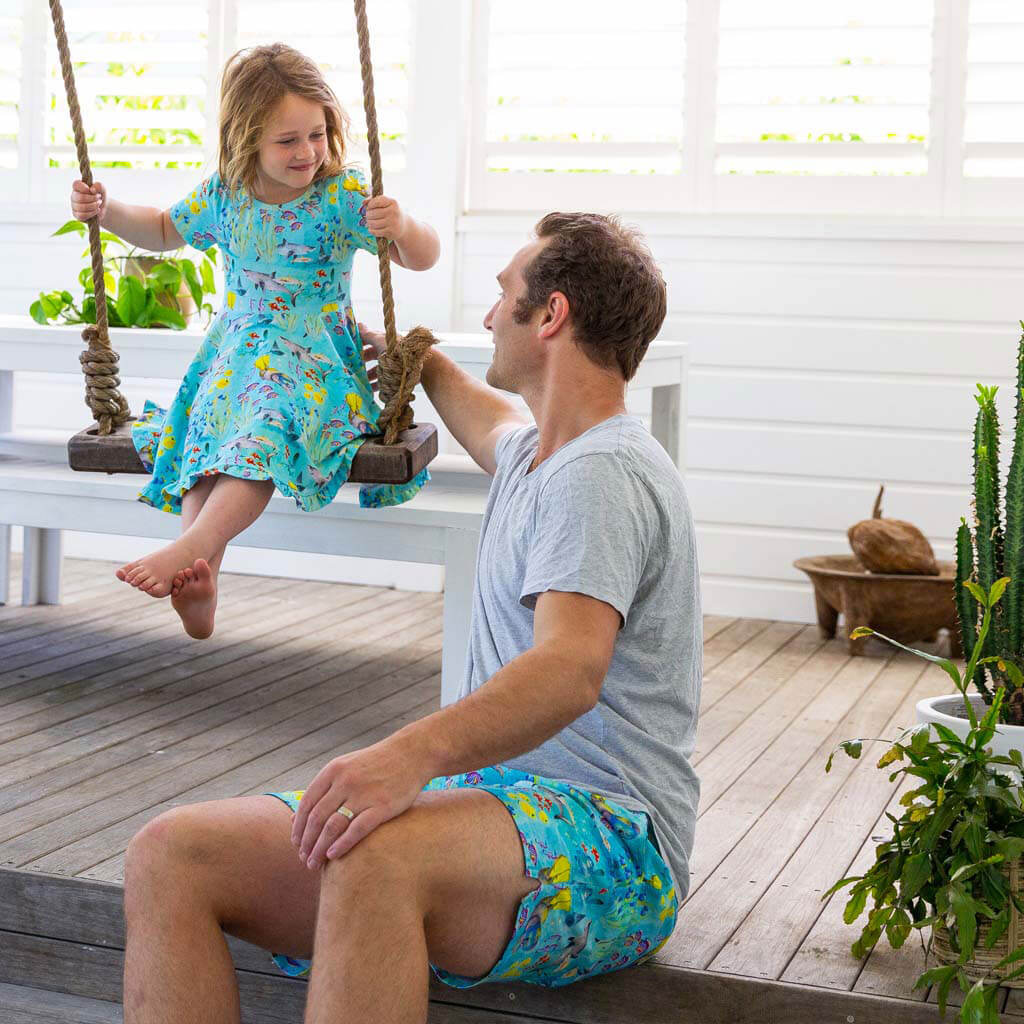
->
[48,0,131,434]
[353,0,436,445]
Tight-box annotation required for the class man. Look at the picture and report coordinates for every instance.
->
[122,213,701,1024]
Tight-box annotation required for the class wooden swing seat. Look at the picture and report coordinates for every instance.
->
[67,420,437,485]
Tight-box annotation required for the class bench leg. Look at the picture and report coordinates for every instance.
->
[22,527,64,606]
[0,524,9,605]
[653,381,688,473]
[441,528,479,708]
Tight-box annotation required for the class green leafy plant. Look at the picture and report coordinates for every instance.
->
[827,581,1024,1024]
[957,326,1024,725]
[29,220,217,330]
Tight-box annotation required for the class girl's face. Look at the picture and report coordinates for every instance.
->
[256,92,329,201]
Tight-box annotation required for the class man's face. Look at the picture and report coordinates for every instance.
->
[483,239,547,393]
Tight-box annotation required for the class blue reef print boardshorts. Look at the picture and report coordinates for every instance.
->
[266,765,678,988]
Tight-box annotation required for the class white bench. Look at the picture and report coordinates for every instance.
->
[0,315,688,705]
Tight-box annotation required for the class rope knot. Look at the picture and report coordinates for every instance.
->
[79,325,130,435]
[376,326,438,445]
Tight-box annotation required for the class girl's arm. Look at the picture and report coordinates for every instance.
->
[70,180,186,252]
[363,195,439,271]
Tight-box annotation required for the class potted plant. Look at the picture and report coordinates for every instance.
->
[827,581,1024,1024]
[29,219,218,330]
[919,327,1024,742]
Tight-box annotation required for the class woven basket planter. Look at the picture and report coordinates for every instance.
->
[933,858,1024,987]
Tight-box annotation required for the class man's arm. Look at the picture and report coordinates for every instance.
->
[292,590,620,865]
[361,327,528,474]
[402,589,620,775]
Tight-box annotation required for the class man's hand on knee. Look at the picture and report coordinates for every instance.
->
[293,732,436,869]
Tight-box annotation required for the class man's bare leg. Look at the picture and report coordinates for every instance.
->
[304,788,537,1024]
[123,789,536,1024]
[123,796,319,1024]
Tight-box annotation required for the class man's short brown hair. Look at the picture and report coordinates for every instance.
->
[513,213,667,381]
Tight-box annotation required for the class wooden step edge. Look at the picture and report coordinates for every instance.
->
[0,868,946,1024]
[0,982,122,1024]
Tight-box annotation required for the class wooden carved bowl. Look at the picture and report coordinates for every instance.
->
[793,555,959,657]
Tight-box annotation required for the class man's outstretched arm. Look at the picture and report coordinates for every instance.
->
[293,590,619,866]
[360,325,527,475]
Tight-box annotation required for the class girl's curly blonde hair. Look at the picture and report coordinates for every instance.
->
[217,43,351,195]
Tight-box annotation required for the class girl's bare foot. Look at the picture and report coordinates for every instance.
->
[170,558,218,639]
[116,538,203,598]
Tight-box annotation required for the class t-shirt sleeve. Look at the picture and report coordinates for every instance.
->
[329,168,379,256]
[168,175,222,251]
[521,454,654,626]
[495,424,530,472]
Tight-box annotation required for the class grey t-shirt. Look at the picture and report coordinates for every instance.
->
[457,413,702,900]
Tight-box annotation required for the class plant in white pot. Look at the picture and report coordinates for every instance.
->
[827,581,1024,1023]
[925,329,1024,735]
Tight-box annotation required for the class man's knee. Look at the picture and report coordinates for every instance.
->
[124,805,225,913]
[320,806,427,897]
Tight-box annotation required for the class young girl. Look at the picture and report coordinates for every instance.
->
[69,43,440,640]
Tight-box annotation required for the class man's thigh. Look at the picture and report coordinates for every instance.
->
[392,788,541,978]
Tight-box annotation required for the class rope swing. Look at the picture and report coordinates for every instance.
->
[49,0,437,481]
[48,0,132,437]
[352,0,438,445]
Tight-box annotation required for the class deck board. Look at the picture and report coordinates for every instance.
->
[0,555,965,1020]
[663,654,926,971]
[0,583,412,769]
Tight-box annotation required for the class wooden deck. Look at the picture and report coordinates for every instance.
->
[0,556,1007,1022]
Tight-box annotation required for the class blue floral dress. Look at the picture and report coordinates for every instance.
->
[131,168,428,513]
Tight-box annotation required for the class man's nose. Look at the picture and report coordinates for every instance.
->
[483,302,496,331]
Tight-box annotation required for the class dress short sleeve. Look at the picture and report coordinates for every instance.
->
[327,167,379,256]
[168,175,223,251]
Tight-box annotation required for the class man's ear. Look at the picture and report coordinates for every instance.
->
[538,291,570,340]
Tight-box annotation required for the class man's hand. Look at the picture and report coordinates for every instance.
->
[291,732,435,869]
[358,322,386,393]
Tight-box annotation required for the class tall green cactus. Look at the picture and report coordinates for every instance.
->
[959,331,1024,720]
[1004,329,1024,654]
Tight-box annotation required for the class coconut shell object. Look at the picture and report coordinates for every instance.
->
[847,485,939,576]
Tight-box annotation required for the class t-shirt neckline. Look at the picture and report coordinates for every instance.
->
[521,413,631,479]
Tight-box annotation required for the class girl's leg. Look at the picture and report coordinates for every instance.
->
[169,475,229,639]
[117,474,274,601]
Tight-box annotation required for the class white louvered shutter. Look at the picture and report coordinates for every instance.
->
[712,0,937,211]
[471,0,687,210]
[962,0,1024,212]
[44,1,209,172]
[235,0,411,177]
[0,0,20,172]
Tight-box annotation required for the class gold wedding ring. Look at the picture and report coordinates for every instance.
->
[336,805,355,821]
